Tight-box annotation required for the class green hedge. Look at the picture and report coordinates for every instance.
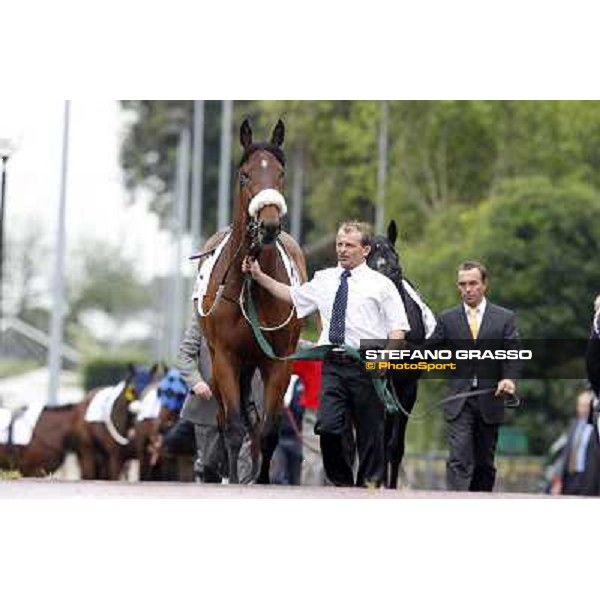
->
[82,356,147,391]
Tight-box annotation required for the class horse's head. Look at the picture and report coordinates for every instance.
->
[367,220,403,285]
[238,119,287,254]
[126,363,161,401]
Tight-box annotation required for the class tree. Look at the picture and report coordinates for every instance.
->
[68,242,150,318]
[121,100,232,238]
[5,217,50,320]
[65,242,153,353]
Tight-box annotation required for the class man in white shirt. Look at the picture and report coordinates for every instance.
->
[242,221,410,487]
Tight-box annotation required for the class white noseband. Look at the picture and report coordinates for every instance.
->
[248,188,288,218]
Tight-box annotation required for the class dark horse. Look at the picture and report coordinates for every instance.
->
[367,220,434,488]
[197,119,307,483]
[0,403,80,476]
[73,364,159,480]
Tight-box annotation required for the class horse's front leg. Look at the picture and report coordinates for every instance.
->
[257,361,292,484]
[94,425,122,480]
[106,444,123,480]
[77,424,97,480]
[386,378,418,488]
[213,357,243,484]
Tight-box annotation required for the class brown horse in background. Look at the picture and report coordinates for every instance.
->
[197,119,307,483]
[0,404,79,477]
[73,364,160,480]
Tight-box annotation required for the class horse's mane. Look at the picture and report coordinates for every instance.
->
[239,143,285,167]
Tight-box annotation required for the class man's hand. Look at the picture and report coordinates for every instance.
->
[496,379,516,396]
[241,255,293,304]
[193,380,212,400]
[385,329,407,351]
[242,256,262,280]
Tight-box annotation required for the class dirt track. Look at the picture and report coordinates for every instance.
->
[0,479,551,499]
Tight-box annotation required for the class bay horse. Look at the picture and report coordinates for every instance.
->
[367,220,434,488]
[196,119,307,483]
[0,403,79,477]
[73,364,159,480]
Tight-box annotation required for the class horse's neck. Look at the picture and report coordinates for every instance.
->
[111,393,130,437]
[231,191,250,247]
[259,244,285,278]
[226,201,251,266]
[398,277,426,341]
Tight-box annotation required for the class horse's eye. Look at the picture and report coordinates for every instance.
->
[279,171,285,179]
[240,173,250,187]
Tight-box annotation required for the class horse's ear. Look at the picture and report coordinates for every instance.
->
[126,363,136,378]
[240,119,253,149]
[149,363,159,377]
[387,220,398,246]
[270,119,285,147]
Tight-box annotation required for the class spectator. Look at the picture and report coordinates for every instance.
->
[559,390,600,496]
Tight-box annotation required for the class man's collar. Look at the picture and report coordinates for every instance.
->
[463,297,487,314]
[336,261,368,275]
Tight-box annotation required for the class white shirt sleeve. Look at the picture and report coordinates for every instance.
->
[380,278,411,333]
[289,272,324,318]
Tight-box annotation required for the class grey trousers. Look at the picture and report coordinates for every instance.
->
[193,424,256,484]
[445,399,499,492]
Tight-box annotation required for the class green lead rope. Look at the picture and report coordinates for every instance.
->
[242,276,401,414]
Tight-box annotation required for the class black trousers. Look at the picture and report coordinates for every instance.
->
[162,419,196,456]
[446,396,499,492]
[316,358,385,487]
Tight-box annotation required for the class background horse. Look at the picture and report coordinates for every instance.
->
[73,364,159,480]
[197,119,307,483]
[367,220,434,488]
[0,404,80,477]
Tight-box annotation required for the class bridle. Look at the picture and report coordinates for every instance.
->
[247,214,282,257]
[370,238,403,286]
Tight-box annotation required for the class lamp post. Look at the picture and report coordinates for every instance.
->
[0,137,17,325]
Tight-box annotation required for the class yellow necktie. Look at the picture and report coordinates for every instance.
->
[467,307,479,339]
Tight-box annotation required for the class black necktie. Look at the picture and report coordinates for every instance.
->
[329,269,351,344]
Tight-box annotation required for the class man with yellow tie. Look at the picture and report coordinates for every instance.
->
[427,260,521,492]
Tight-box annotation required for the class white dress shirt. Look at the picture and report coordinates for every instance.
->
[290,261,410,349]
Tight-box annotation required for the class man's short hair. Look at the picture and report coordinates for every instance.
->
[457,260,488,282]
[338,221,373,247]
